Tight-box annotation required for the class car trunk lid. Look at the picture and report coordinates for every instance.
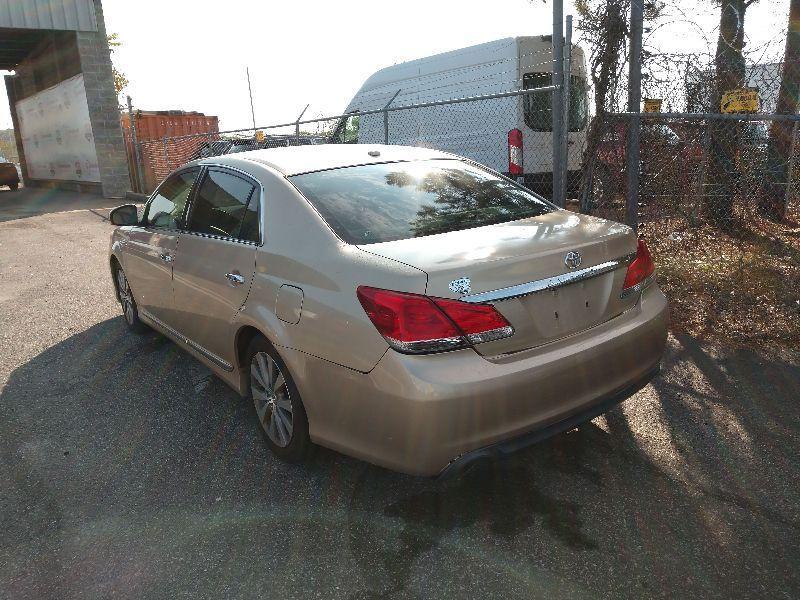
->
[358,210,638,355]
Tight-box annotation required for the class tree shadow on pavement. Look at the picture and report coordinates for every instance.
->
[1,319,798,600]
[342,335,800,599]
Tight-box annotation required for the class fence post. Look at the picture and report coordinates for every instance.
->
[785,120,800,204]
[560,15,573,205]
[162,136,169,174]
[625,0,644,232]
[295,104,310,141]
[551,0,565,207]
[383,88,402,145]
[126,95,144,193]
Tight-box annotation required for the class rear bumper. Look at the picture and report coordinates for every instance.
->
[288,284,668,476]
[438,363,659,479]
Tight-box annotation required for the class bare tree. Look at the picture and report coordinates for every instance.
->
[575,1,630,211]
[759,0,800,221]
[575,0,663,211]
[704,0,759,228]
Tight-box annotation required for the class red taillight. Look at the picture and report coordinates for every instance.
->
[431,297,513,345]
[356,286,514,354]
[508,128,523,176]
[622,239,656,294]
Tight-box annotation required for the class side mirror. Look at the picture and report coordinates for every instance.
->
[109,204,139,226]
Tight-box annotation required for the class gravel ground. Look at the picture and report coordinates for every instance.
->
[1,192,798,599]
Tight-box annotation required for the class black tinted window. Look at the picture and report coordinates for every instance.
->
[289,160,553,244]
[239,193,260,243]
[145,170,197,229]
[523,73,588,132]
[188,170,257,240]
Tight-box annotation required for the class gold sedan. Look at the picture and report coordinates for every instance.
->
[108,145,667,477]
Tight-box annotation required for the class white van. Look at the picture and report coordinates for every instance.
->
[331,36,589,194]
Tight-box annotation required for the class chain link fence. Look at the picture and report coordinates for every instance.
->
[128,86,563,198]
[123,41,799,347]
[577,45,800,346]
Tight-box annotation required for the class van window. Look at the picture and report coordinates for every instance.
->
[289,159,553,244]
[331,114,360,144]
[523,73,588,132]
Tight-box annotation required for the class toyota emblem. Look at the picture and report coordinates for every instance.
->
[564,251,582,269]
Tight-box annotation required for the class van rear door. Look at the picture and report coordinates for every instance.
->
[517,37,589,184]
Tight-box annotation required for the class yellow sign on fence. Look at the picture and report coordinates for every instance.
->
[643,98,662,113]
[255,130,265,142]
[721,88,760,114]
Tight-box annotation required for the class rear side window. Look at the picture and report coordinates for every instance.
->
[523,73,588,132]
[289,160,553,244]
[188,169,259,242]
[145,169,198,229]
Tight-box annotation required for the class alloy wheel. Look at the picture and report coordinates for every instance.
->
[250,352,294,447]
[116,269,135,325]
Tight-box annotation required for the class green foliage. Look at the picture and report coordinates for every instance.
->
[107,33,128,97]
[0,132,18,163]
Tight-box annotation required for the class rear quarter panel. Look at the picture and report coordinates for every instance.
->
[234,164,428,374]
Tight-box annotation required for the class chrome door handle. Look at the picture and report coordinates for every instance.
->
[225,273,245,285]
[159,253,174,263]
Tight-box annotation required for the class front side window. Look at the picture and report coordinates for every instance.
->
[289,159,554,244]
[523,73,588,132]
[144,169,198,229]
[187,169,259,241]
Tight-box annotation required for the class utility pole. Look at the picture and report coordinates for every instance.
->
[246,67,256,131]
[561,14,573,206]
[551,0,565,207]
[626,0,644,232]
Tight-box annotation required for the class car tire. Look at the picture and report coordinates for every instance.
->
[114,265,148,334]
[246,336,311,463]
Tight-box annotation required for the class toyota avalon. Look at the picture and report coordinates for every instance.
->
[108,144,667,476]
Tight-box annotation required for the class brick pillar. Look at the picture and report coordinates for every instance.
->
[5,77,29,186]
[75,0,130,197]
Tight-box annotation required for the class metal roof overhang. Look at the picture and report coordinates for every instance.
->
[0,28,47,69]
[0,0,97,32]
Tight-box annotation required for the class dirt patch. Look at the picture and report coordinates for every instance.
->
[641,205,800,350]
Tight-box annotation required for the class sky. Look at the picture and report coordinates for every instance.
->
[0,0,791,131]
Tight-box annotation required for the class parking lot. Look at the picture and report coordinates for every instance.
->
[1,192,798,599]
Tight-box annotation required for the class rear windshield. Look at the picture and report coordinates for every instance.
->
[289,159,554,244]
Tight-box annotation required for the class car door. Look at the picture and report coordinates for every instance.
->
[123,168,199,325]
[171,166,260,370]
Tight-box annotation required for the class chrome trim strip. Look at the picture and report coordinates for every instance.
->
[460,258,630,304]
[139,309,234,372]
[619,274,654,299]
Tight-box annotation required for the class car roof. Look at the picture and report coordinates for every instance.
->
[196,144,458,176]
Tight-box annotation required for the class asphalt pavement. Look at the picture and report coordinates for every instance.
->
[1,190,798,599]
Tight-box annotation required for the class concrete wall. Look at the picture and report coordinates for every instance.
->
[3,0,130,197]
[75,0,129,197]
